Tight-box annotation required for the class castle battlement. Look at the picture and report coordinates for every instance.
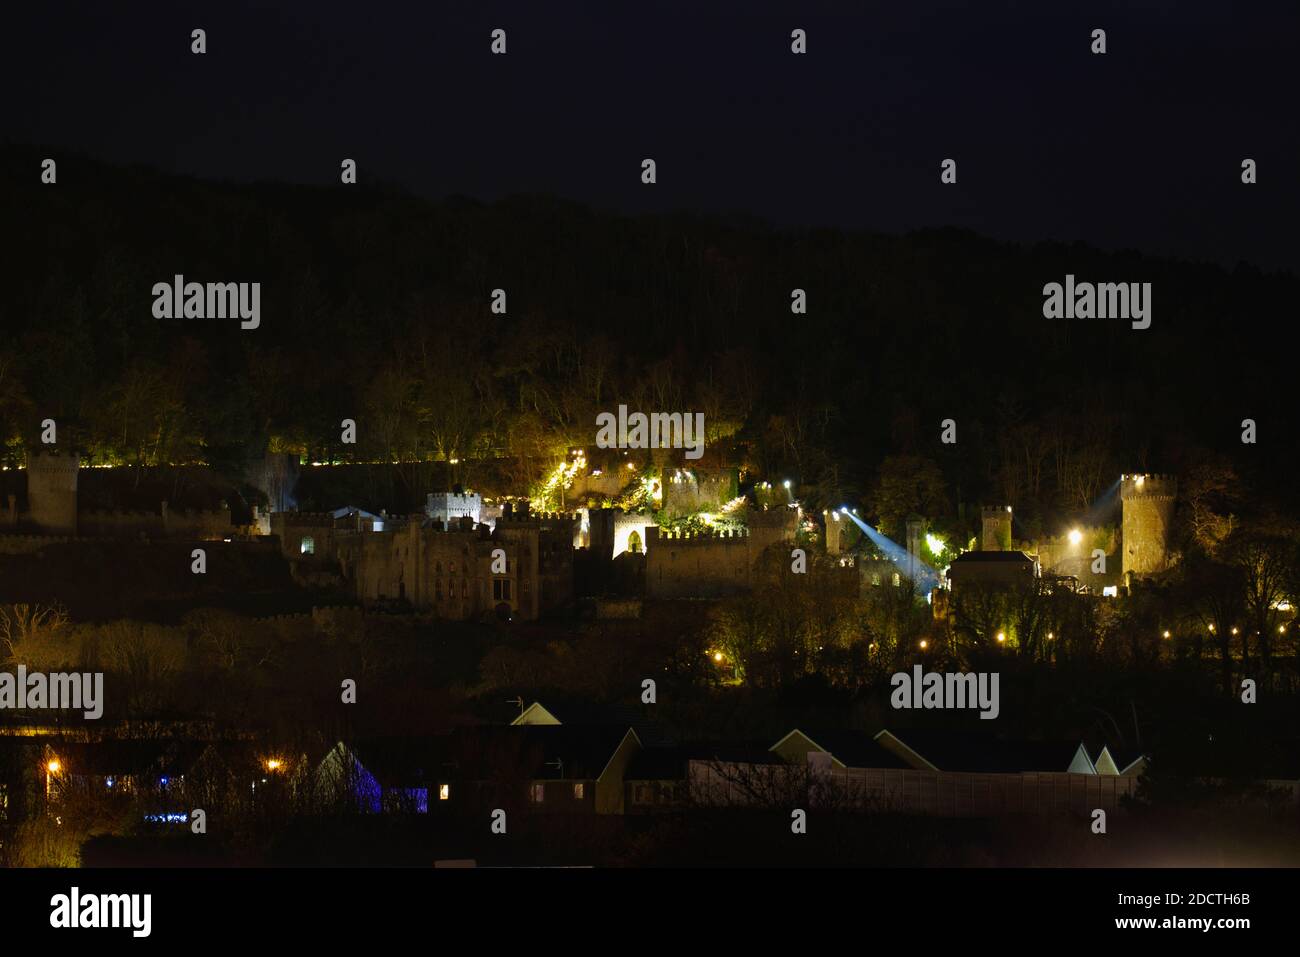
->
[648,526,749,544]
[1120,474,1177,500]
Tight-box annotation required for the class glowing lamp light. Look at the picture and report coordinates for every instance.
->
[1047,631,1055,640]
[1231,627,1239,635]
[265,758,283,772]
[713,651,723,663]
[1208,624,1216,633]
[46,759,61,774]
[925,533,945,555]
[1162,630,1171,639]
[919,639,928,650]
[783,480,791,489]
[996,632,1006,643]
[1068,529,1083,546]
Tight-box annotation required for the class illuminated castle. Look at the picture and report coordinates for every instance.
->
[1120,473,1177,580]
[980,505,1012,551]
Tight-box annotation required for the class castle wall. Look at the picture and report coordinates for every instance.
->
[662,468,739,518]
[1033,525,1118,584]
[339,504,576,621]
[645,528,754,599]
[26,452,79,535]
[581,508,657,558]
[426,492,482,525]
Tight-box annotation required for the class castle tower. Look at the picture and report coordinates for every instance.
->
[824,510,850,555]
[981,505,1012,551]
[27,451,79,535]
[905,517,923,581]
[1121,473,1176,579]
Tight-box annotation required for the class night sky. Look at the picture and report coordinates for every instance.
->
[5,0,1298,272]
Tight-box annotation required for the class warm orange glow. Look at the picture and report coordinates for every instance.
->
[919,639,928,650]
[996,632,1006,643]
[46,760,61,774]
[264,758,283,772]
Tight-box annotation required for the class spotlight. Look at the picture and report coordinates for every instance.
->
[1068,528,1083,546]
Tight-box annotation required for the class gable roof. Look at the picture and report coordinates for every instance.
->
[1094,744,1147,776]
[876,728,1095,774]
[771,728,911,770]
[508,699,674,747]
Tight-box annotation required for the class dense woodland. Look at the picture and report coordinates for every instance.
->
[2,146,1298,537]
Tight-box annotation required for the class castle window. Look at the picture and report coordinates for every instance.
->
[493,579,512,601]
[572,782,585,800]
[461,579,468,598]
[522,579,530,597]
[435,579,442,600]
[439,784,450,801]
[450,561,457,575]
[300,536,315,555]
[529,783,545,804]
[436,561,442,575]
[893,573,901,587]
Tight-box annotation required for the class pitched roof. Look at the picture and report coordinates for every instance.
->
[877,728,1093,774]
[777,729,911,770]
[509,699,675,747]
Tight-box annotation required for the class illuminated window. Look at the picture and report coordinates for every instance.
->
[893,573,901,587]
[439,784,450,801]
[572,782,585,800]
[300,536,314,555]
[529,783,545,803]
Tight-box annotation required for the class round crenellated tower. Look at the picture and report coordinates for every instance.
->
[980,505,1012,551]
[1120,473,1177,579]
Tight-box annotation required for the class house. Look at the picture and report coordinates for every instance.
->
[318,725,643,816]
[946,550,1037,592]
[624,747,690,811]
[315,738,443,814]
